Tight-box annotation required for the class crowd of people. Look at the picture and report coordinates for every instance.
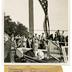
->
[4,30,68,62]
[7,30,68,49]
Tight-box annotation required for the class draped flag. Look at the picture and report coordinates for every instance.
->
[39,0,50,38]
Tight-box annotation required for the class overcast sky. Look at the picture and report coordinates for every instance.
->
[4,0,68,35]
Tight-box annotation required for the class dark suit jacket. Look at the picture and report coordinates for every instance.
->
[26,39,33,48]
[25,49,35,57]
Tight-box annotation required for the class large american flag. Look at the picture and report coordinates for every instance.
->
[39,0,50,38]
[39,0,48,15]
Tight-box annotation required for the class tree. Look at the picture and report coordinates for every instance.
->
[4,15,17,36]
[15,22,29,37]
[4,15,29,37]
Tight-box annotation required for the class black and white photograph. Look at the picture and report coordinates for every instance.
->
[4,0,68,63]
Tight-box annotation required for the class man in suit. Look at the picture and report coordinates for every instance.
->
[59,31,65,47]
[25,41,44,60]
[26,37,33,48]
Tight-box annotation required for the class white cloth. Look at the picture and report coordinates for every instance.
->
[34,50,44,60]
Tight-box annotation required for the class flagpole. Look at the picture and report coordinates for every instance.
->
[29,0,34,37]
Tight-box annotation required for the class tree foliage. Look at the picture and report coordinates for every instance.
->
[4,15,29,37]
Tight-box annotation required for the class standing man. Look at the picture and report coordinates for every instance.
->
[59,31,65,47]
[41,33,45,40]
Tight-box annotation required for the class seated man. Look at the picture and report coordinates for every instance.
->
[25,41,44,60]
